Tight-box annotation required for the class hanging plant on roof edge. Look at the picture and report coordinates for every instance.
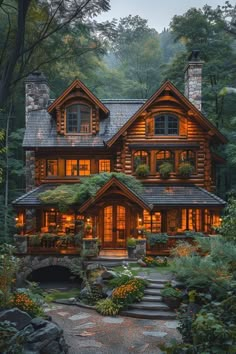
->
[38,173,143,211]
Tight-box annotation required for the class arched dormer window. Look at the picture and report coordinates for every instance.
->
[156,150,175,172]
[133,151,148,171]
[66,104,91,133]
[155,114,178,135]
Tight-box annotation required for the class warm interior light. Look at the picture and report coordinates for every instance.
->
[50,208,55,211]
[87,217,91,222]
[15,217,19,221]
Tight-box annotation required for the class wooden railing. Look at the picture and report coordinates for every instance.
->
[27,235,80,254]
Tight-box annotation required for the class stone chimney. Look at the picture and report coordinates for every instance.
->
[184,50,204,111]
[25,72,50,192]
[25,72,50,125]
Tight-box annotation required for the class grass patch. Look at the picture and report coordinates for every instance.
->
[45,288,80,302]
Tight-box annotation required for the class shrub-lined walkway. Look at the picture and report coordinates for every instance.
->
[45,303,181,354]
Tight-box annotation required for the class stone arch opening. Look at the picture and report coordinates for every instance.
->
[27,265,81,289]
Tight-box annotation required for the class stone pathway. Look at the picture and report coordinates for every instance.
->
[45,304,181,354]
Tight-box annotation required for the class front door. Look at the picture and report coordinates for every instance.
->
[103,205,126,248]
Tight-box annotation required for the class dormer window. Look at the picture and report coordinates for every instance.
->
[155,114,178,135]
[66,104,91,133]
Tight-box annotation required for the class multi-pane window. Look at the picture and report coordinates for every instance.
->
[156,150,175,172]
[47,160,58,176]
[133,151,148,170]
[64,160,90,176]
[66,104,91,133]
[79,160,90,176]
[155,114,178,135]
[66,160,78,176]
[99,160,111,173]
[179,150,195,167]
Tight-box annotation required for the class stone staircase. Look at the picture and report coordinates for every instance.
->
[121,279,176,320]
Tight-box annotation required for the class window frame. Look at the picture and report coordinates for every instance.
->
[64,159,91,177]
[133,151,149,172]
[66,104,91,134]
[179,150,196,168]
[46,159,58,177]
[99,159,111,173]
[156,150,175,172]
[154,114,179,136]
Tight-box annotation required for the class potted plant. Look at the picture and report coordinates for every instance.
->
[85,224,93,236]
[178,162,194,178]
[127,237,137,259]
[135,164,149,178]
[159,162,173,179]
[160,284,182,309]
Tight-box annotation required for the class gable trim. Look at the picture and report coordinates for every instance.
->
[47,79,109,114]
[106,80,227,147]
[79,177,151,213]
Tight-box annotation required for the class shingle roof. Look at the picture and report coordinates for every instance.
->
[12,184,58,207]
[142,185,226,207]
[13,183,225,208]
[23,100,145,148]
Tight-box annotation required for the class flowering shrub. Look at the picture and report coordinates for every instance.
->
[10,292,43,317]
[112,278,146,306]
[142,256,168,267]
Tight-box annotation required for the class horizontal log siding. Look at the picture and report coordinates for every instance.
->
[120,114,212,189]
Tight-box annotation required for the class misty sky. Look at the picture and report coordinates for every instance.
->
[97,0,228,32]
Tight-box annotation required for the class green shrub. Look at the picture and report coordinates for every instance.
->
[82,284,104,305]
[170,256,231,294]
[0,244,20,308]
[0,321,24,353]
[161,286,182,298]
[95,298,121,316]
[217,197,236,242]
[146,233,168,247]
[108,274,133,289]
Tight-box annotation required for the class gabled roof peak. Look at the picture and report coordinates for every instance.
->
[47,79,109,114]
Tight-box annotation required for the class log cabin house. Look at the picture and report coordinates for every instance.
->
[13,51,226,255]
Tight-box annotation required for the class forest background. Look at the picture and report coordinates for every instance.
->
[0,0,236,240]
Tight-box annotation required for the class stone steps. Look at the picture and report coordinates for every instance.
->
[144,288,162,296]
[142,295,162,302]
[121,278,176,320]
[129,301,169,311]
[121,309,176,320]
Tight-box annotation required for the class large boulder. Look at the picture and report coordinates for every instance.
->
[0,308,32,330]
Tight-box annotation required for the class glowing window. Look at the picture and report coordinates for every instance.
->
[79,160,90,176]
[66,160,78,176]
[99,160,111,173]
